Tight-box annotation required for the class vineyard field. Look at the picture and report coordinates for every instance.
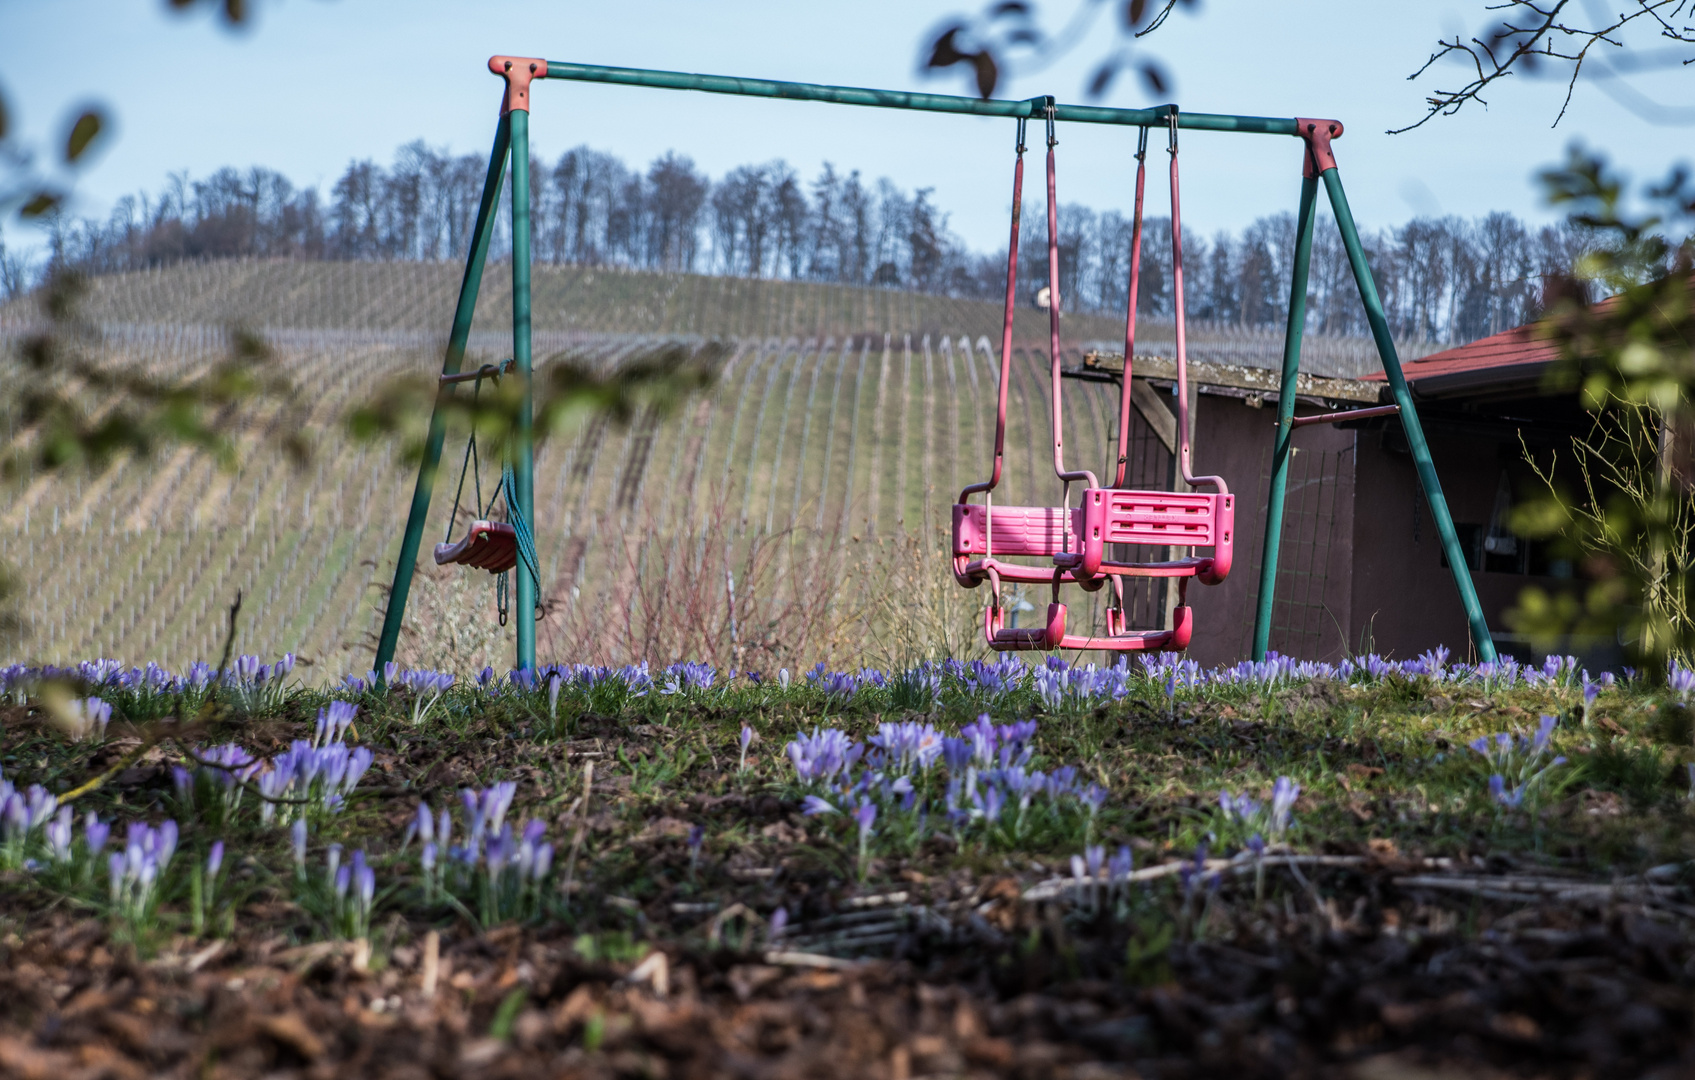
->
[1,259,1425,673]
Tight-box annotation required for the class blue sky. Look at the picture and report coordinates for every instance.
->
[1,0,1688,254]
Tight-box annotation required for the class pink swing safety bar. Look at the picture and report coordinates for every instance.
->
[951,108,1234,652]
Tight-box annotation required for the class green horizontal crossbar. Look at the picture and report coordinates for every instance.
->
[541,61,1301,136]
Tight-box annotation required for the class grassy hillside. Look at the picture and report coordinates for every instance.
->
[0,259,1423,673]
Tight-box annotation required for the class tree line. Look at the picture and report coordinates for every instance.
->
[17,138,1594,345]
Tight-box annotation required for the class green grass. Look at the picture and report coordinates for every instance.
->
[5,663,1691,953]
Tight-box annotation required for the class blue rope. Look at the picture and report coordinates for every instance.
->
[501,462,543,600]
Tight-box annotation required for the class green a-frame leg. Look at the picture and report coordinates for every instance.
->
[374,59,543,679]
[1250,120,1496,664]
[372,60,1495,677]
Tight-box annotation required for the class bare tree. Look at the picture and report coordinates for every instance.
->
[646,152,708,271]
[1399,0,1695,131]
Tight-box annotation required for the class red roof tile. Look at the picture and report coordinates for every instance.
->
[1361,322,1559,386]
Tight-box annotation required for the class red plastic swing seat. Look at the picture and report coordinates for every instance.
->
[952,489,1234,582]
[951,488,1234,652]
[434,520,518,573]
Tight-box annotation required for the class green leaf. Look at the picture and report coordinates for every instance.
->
[1139,60,1168,95]
[20,191,61,218]
[64,110,104,164]
[972,51,999,99]
[488,988,527,1040]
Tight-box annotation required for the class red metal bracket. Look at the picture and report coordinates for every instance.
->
[489,56,547,115]
[1288,403,1398,429]
[1294,117,1342,178]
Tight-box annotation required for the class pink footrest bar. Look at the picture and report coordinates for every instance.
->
[985,601,1194,653]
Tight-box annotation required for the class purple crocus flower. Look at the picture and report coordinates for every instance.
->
[940,737,972,774]
[352,850,374,909]
[85,813,110,856]
[852,799,877,838]
[314,700,359,747]
[1218,790,1260,824]
[171,766,195,805]
[206,840,224,878]
[1489,774,1524,808]
[156,820,178,870]
[291,819,308,871]
[1080,784,1108,816]
[44,806,73,863]
[67,697,112,742]
[869,721,944,773]
[1665,661,1694,699]
[1269,777,1300,838]
[404,801,434,849]
[802,795,837,816]
[1108,845,1133,881]
[786,727,863,784]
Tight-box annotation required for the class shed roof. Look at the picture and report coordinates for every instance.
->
[1361,321,1560,399]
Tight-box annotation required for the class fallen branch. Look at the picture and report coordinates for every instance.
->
[762,950,863,971]
[1394,874,1683,904]
[1022,853,1382,902]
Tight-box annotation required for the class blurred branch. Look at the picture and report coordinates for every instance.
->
[918,0,1195,100]
[1396,0,1695,133]
[1,1,262,230]
[1507,147,1695,673]
[2,271,311,477]
[346,340,726,467]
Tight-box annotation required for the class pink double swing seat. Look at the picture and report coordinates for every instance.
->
[951,106,1234,653]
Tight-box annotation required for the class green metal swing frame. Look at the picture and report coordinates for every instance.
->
[373,56,1497,677]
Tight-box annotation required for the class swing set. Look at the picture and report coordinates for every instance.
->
[373,55,1499,677]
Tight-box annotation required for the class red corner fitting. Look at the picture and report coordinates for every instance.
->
[489,56,547,115]
[1294,117,1342,178]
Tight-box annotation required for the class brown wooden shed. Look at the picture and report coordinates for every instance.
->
[1075,323,1591,666]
